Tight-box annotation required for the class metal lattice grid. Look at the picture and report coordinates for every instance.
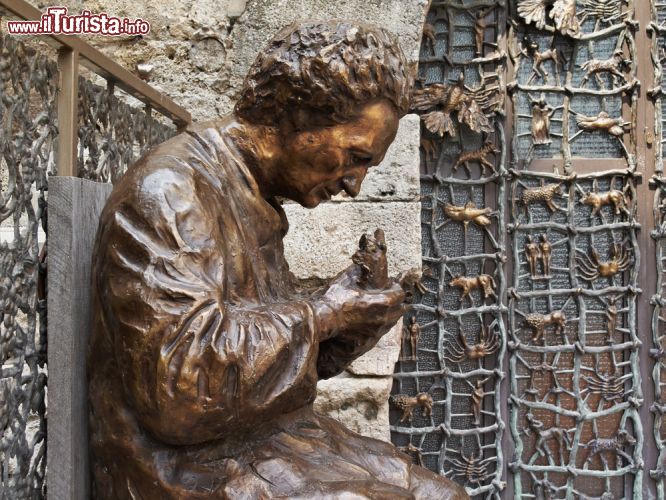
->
[390,1,507,498]
[0,35,55,499]
[508,0,638,172]
[77,79,176,184]
[507,169,643,499]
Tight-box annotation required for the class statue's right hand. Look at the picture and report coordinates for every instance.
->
[313,264,406,342]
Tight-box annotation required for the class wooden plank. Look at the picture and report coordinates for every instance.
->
[56,48,79,177]
[47,177,112,500]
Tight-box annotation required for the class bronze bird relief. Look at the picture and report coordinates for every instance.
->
[410,74,495,138]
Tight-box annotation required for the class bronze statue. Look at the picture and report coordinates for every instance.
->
[87,20,467,499]
[525,413,571,460]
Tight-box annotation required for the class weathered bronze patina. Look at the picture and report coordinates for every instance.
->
[88,20,468,499]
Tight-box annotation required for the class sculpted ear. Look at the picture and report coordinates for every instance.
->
[374,228,386,250]
[359,233,368,250]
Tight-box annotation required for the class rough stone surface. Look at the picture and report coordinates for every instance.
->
[314,373,393,442]
[283,201,421,280]
[33,0,428,121]
[346,319,403,377]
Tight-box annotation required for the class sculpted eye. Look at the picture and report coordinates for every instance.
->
[349,152,373,166]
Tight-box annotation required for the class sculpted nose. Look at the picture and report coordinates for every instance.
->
[342,169,367,198]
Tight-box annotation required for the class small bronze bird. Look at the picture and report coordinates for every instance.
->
[410,74,493,138]
[575,111,627,137]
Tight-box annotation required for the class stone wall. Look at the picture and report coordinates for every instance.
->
[33,0,428,441]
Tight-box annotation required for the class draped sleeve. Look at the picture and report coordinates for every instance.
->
[94,152,320,446]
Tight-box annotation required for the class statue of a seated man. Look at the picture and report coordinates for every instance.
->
[88,20,468,499]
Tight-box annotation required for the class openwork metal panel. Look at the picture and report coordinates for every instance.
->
[390,2,507,497]
[652,176,666,498]
[651,1,666,497]
[508,1,643,498]
[77,80,176,184]
[0,35,55,498]
[0,29,177,497]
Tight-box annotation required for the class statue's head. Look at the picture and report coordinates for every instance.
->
[234,20,412,208]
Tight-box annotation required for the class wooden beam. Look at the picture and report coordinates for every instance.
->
[56,47,78,177]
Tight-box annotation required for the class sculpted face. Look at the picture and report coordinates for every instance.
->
[275,99,400,208]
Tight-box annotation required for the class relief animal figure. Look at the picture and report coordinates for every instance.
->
[398,266,432,302]
[525,413,572,460]
[444,324,500,363]
[517,0,580,38]
[519,183,563,213]
[410,73,494,137]
[574,111,628,138]
[581,367,625,403]
[522,35,566,86]
[449,274,496,305]
[390,392,434,423]
[351,229,388,290]
[580,50,631,88]
[524,310,567,343]
[576,243,632,281]
[452,140,499,177]
[447,450,490,486]
[578,0,628,26]
[581,189,629,217]
[443,201,492,236]
[584,430,636,467]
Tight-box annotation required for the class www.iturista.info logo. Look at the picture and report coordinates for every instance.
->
[6,7,150,36]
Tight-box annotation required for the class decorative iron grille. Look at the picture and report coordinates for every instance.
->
[507,1,643,497]
[0,34,55,499]
[390,2,507,498]
[0,30,177,497]
[77,79,176,183]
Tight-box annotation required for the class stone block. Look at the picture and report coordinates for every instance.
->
[346,319,403,377]
[315,374,393,442]
[283,201,421,280]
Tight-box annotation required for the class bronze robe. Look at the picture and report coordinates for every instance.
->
[88,118,467,499]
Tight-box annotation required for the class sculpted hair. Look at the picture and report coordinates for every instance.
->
[235,20,412,126]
